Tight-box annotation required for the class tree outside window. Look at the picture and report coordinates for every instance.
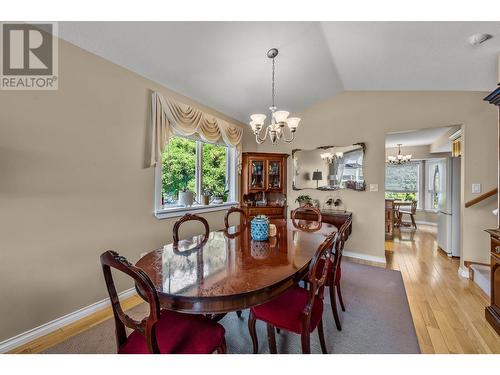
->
[161,136,228,206]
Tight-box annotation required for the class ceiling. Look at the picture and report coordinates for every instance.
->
[385,126,454,148]
[58,22,500,124]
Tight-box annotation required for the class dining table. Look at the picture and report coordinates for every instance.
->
[135,219,337,315]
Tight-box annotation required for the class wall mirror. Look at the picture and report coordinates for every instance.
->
[292,143,366,191]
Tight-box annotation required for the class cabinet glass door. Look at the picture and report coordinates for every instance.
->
[267,160,282,189]
[250,160,265,189]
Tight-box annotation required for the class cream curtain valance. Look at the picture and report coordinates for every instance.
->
[150,91,243,169]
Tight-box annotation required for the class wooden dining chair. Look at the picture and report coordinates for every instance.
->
[314,217,352,331]
[397,201,417,229]
[291,203,322,232]
[224,207,248,231]
[248,232,338,354]
[100,250,226,354]
[173,213,210,245]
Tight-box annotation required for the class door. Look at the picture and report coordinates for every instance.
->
[266,159,283,190]
[248,158,265,191]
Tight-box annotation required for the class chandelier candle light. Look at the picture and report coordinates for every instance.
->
[387,144,412,165]
[250,48,301,145]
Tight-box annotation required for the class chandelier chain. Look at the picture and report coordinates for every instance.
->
[271,57,275,109]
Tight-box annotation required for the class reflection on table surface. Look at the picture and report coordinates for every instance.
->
[136,219,337,299]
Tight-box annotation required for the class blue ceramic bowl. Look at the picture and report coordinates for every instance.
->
[251,216,269,241]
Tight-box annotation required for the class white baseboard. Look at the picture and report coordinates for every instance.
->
[0,288,136,354]
[343,250,387,265]
[458,266,470,279]
[415,221,437,226]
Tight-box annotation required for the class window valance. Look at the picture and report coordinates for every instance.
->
[149,91,243,168]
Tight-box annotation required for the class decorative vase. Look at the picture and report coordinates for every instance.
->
[201,195,210,205]
[251,215,269,241]
[179,191,194,207]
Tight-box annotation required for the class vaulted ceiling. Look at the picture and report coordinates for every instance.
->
[59,22,500,123]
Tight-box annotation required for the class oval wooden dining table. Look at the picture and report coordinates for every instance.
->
[135,219,337,315]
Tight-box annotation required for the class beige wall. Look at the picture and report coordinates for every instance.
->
[0,40,247,341]
[254,91,497,265]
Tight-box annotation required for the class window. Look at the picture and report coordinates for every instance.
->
[385,161,421,207]
[340,149,364,184]
[425,159,442,211]
[154,135,237,218]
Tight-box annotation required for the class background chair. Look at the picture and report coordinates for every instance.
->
[247,232,338,354]
[173,213,210,245]
[291,203,322,232]
[397,201,417,229]
[224,207,248,232]
[100,250,226,354]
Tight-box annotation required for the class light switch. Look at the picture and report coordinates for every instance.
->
[472,183,481,194]
[369,184,379,192]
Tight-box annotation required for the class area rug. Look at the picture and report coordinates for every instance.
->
[43,261,420,354]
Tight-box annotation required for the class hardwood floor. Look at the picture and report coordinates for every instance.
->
[385,224,500,353]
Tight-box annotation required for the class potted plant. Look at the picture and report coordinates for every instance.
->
[178,174,194,207]
[211,187,230,204]
[295,194,312,207]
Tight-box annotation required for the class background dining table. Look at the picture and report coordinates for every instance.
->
[135,219,337,315]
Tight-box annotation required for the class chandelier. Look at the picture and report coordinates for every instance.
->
[249,48,301,145]
[387,144,412,165]
[320,151,344,163]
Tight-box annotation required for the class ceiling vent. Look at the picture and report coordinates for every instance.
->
[468,33,493,46]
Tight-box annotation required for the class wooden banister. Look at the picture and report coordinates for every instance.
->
[464,188,498,208]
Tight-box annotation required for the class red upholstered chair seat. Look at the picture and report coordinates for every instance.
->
[250,286,323,334]
[315,258,341,285]
[118,310,225,354]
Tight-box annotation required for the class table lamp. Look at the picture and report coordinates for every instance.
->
[312,170,323,188]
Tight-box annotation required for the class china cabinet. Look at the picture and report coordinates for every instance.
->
[240,152,288,219]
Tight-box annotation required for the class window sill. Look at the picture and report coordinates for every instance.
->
[154,201,238,220]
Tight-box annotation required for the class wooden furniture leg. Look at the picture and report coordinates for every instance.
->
[329,283,342,330]
[337,283,346,312]
[248,311,258,354]
[317,319,328,354]
[411,214,417,229]
[300,331,311,354]
[266,323,277,354]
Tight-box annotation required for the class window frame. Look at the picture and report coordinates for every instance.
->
[153,136,238,219]
[385,161,423,210]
